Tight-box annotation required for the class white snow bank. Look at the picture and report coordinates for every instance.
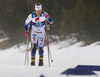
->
[0,40,100,77]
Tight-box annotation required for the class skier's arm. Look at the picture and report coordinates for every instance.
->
[24,14,32,37]
[44,12,53,24]
[25,14,32,31]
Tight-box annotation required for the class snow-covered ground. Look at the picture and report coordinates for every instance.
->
[0,40,100,77]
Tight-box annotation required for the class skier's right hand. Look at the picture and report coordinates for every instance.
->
[24,30,29,37]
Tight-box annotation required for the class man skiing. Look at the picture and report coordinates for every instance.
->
[24,3,53,66]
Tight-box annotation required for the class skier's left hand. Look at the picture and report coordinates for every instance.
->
[46,24,50,30]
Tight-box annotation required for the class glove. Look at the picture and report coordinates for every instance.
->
[24,30,29,37]
[46,24,50,30]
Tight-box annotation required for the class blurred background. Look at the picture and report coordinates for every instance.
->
[0,0,100,49]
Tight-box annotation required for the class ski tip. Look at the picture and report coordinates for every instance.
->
[51,60,53,62]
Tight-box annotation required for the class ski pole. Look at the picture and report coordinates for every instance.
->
[46,35,53,62]
[45,22,53,67]
[25,36,29,66]
[27,36,29,66]
[46,35,51,67]
[24,53,27,65]
[45,22,53,62]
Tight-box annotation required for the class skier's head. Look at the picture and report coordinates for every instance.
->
[35,3,42,16]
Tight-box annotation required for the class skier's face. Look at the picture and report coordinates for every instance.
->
[35,10,42,16]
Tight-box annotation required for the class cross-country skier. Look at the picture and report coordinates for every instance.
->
[24,3,53,66]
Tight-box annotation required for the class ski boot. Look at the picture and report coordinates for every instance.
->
[31,62,35,66]
[39,56,44,66]
[31,57,35,66]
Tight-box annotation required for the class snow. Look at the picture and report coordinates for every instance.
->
[0,40,100,77]
[0,30,9,43]
[0,37,9,43]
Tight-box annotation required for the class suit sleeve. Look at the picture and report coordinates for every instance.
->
[25,14,32,31]
[44,12,53,24]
